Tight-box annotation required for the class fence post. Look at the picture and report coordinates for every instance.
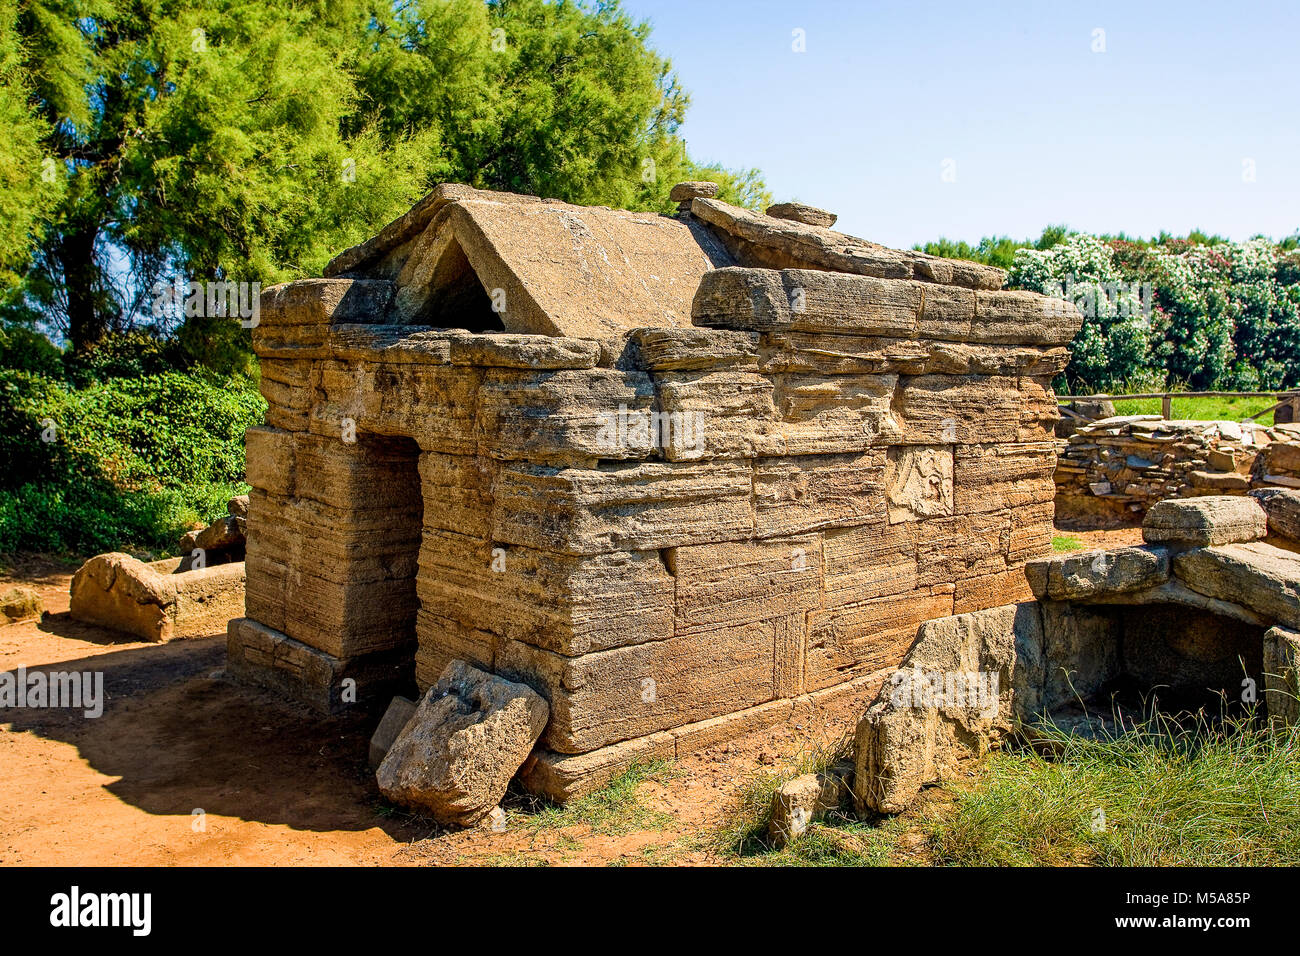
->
[1161,395,1172,419]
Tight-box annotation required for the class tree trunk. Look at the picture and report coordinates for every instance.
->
[58,226,105,352]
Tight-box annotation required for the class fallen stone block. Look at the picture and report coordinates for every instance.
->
[376,660,549,826]
[1143,496,1268,547]
[1,586,42,623]
[853,602,1043,814]
[767,764,850,848]
[369,696,417,770]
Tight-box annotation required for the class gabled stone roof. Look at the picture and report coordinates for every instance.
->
[323,183,1006,339]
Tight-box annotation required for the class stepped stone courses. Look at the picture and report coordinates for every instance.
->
[232,182,1082,800]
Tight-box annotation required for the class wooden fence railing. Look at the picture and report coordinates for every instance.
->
[1057,390,1300,424]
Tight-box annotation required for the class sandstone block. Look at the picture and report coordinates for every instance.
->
[1263,625,1300,724]
[1174,542,1300,628]
[670,181,720,201]
[765,202,837,228]
[376,661,549,826]
[852,602,1042,814]
[1143,496,1268,547]
[1251,488,1300,543]
[1,586,42,623]
[1026,545,1171,601]
[492,460,753,555]
[753,451,886,537]
[767,770,846,847]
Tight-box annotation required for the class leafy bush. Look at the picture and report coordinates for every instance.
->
[1009,234,1300,392]
[0,363,264,555]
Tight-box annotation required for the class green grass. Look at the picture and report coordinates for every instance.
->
[712,733,862,864]
[1110,394,1277,422]
[1052,534,1085,553]
[507,760,677,836]
[931,711,1300,866]
[716,710,1300,867]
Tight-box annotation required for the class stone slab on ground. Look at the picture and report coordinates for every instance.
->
[1,586,42,623]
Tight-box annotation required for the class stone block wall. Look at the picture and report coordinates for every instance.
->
[231,196,1082,799]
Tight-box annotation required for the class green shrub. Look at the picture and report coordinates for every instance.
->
[0,366,264,555]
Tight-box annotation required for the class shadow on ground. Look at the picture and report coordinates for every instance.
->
[2,635,429,839]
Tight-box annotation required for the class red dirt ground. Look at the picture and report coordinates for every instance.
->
[0,524,1143,867]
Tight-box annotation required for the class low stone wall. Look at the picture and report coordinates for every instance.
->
[1055,415,1300,526]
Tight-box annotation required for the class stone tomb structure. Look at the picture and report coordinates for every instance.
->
[228,183,1083,800]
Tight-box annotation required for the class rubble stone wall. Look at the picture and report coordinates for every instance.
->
[1055,415,1300,526]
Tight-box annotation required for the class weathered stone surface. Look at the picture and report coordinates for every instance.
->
[259,278,395,326]
[369,696,417,770]
[417,530,674,656]
[1143,496,1268,547]
[227,616,415,713]
[953,442,1055,515]
[1252,488,1300,543]
[767,768,847,847]
[475,368,656,464]
[70,553,244,642]
[376,661,549,826]
[1,586,42,623]
[765,202,837,228]
[1174,542,1300,628]
[898,374,1036,445]
[1039,601,1120,710]
[653,369,777,460]
[670,181,719,202]
[885,445,953,523]
[630,327,758,372]
[753,452,885,537]
[1025,545,1171,601]
[692,267,921,336]
[691,198,1007,289]
[498,621,779,753]
[492,461,753,554]
[852,602,1042,814]
[805,590,954,692]
[823,522,917,608]
[1264,625,1300,724]
[394,192,723,337]
[671,535,822,631]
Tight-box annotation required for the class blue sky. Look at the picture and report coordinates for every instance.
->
[621,0,1299,248]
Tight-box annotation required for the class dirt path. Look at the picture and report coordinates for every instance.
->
[0,524,1144,867]
[1,557,870,866]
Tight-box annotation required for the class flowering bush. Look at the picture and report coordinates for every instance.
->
[1009,235,1300,392]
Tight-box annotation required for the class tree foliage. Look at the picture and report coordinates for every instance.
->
[4,0,769,356]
